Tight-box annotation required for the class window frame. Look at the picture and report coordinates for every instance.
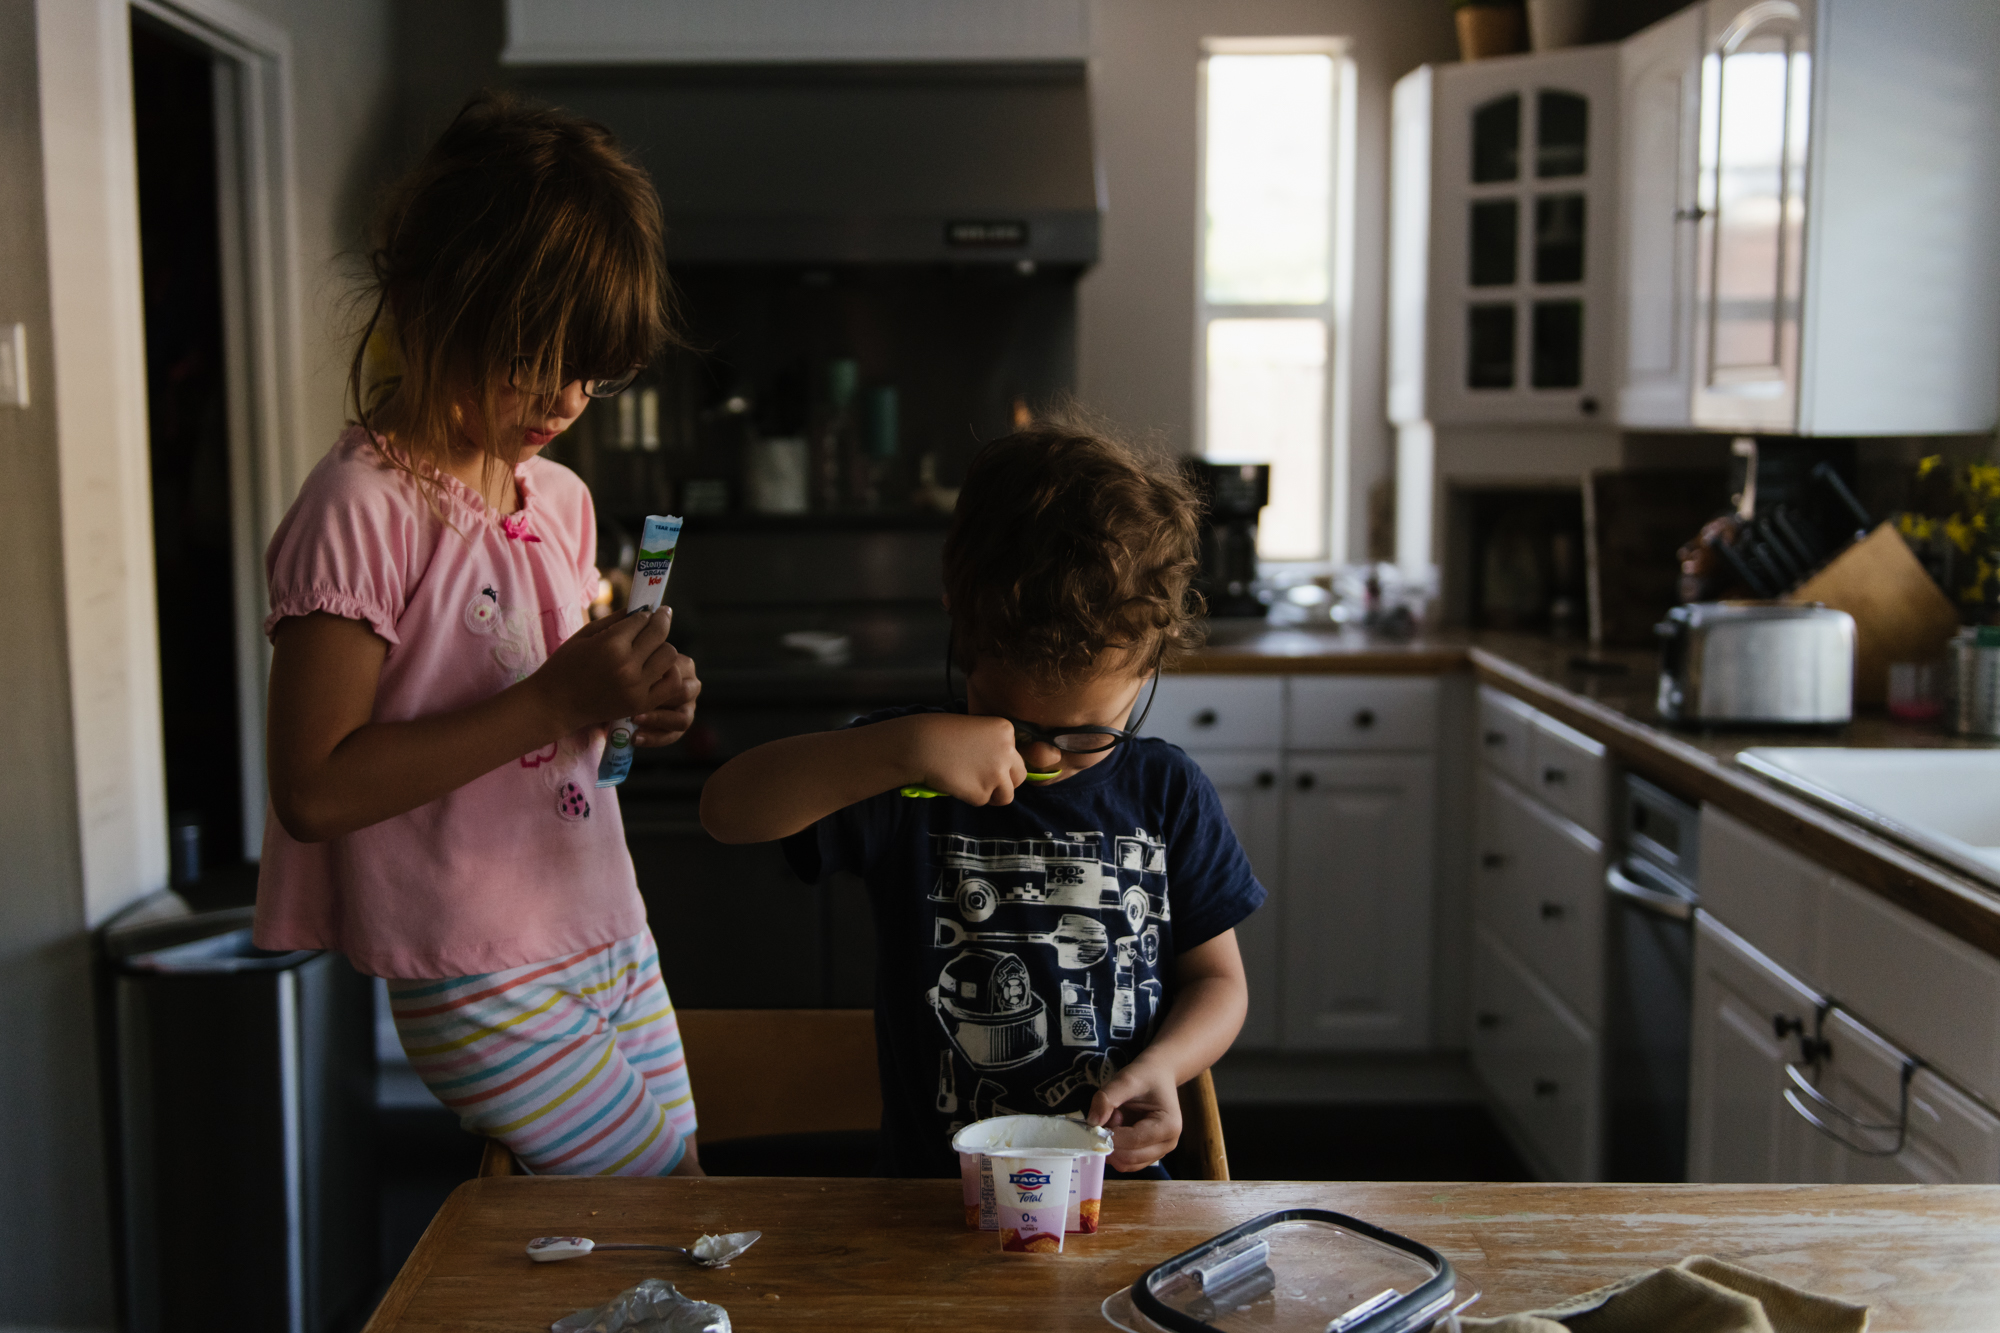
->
[1194,35,1357,566]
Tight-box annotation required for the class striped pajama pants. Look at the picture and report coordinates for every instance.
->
[387,928,698,1176]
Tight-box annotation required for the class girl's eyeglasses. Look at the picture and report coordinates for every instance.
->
[508,359,642,400]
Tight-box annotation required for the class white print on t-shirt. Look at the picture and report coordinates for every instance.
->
[925,829,1169,1097]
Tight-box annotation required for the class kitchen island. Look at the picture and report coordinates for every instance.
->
[363,1175,2000,1331]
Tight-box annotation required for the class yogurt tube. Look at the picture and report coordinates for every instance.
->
[594,514,682,789]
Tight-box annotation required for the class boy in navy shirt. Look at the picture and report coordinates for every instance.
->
[701,420,1264,1176]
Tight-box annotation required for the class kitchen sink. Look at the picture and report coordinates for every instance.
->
[1737,747,2000,887]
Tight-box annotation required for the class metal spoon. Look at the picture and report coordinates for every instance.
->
[526,1231,762,1266]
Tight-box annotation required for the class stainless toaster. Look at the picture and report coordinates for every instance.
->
[1656,602,1856,725]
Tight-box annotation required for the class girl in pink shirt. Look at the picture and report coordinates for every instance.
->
[255,95,704,1176]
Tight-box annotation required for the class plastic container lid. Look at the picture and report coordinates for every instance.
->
[1115,1209,1461,1333]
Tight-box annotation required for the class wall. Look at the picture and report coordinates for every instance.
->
[1080,0,1457,561]
[0,1,106,1322]
[1,0,394,1325]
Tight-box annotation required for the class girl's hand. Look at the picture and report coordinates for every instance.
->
[631,653,702,746]
[1086,1053,1184,1173]
[533,606,690,732]
[901,713,1025,806]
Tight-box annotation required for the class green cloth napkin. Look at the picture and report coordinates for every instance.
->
[1457,1255,1870,1333]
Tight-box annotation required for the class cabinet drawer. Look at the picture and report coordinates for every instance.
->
[1475,771,1605,1025]
[1477,686,1537,787]
[1527,712,1610,840]
[1471,927,1599,1181]
[1288,676,1439,751]
[1147,675,1285,750]
[1817,874,2000,1111]
[1697,806,1823,984]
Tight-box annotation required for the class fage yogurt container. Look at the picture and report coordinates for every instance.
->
[952,1115,1114,1246]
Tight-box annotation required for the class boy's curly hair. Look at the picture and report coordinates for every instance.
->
[944,413,1206,683]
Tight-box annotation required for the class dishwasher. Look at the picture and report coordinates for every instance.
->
[1602,774,1701,1182]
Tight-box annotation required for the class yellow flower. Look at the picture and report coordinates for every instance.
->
[1962,559,1995,604]
[1971,464,2000,499]
[1919,455,1943,478]
[1946,513,1977,553]
[1899,513,1937,542]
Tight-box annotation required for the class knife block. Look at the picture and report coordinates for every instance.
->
[1789,523,1960,708]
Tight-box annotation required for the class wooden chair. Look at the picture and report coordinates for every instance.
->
[478,1009,880,1178]
[477,1008,1228,1181]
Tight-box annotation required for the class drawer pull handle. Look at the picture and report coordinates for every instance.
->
[1480,852,1506,870]
[1533,1078,1560,1098]
[1254,771,1275,789]
[1475,1011,1505,1030]
[1353,708,1377,729]
[1194,709,1219,728]
[1483,730,1507,747]
[1543,767,1567,785]
[1539,901,1566,921]
[1295,772,1317,792]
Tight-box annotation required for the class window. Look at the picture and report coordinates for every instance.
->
[1197,38,1353,562]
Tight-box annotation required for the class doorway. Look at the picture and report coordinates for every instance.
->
[131,11,249,899]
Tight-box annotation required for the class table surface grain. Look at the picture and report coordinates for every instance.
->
[362,1177,2000,1332]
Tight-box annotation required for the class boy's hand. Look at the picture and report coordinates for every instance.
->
[903,713,1025,806]
[1086,1053,1184,1173]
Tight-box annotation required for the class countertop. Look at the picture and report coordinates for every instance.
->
[361,1176,2000,1332]
[1177,624,2000,961]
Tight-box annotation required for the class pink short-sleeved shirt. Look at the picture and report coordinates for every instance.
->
[252,428,644,978]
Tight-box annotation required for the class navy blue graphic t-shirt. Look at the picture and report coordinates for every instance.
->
[782,705,1267,1177]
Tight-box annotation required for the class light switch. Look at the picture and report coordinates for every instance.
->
[0,324,26,408]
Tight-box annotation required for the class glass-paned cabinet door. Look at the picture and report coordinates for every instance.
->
[1692,0,1812,431]
[1427,46,1619,425]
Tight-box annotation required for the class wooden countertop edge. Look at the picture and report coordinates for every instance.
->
[1178,646,1469,674]
[1468,648,2000,962]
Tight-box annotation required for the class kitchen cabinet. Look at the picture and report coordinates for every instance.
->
[1281,752,1436,1051]
[1192,750,1285,1050]
[1390,46,1622,427]
[1616,0,2000,434]
[1686,911,1822,1183]
[1472,926,1601,1181]
[1698,805,2000,1110]
[1689,911,2000,1185]
[1470,685,1612,1178]
[1153,674,1439,1053]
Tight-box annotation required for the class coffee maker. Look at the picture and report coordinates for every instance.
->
[1188,462,1270,620]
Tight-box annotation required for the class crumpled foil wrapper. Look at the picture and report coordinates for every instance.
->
[550,1279,730,1333]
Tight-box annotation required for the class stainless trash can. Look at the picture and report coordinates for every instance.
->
[100,899,376,1333]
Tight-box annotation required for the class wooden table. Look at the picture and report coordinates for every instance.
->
[364,1177,2000,1331]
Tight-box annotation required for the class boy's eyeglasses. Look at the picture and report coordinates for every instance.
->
[943,631,1162,755]
[508,359,642,400]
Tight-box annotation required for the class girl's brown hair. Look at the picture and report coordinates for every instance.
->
[350,92,677,498]
[943,411,1207,684]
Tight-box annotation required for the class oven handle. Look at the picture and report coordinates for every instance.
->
[1604,864,1695,921]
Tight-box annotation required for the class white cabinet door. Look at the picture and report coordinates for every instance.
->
[1526,711,1610,841]
[1279,752,1435,1051]
[1288,677,1439,752]
[1615,0,1704,426]
[1180,749,1286,1051]
[1687,912,1821,1183]
[1471,926,1600,1180]
[1425,46,1621,426]
[1476,684,1537,787]
[1689,0,1815,431]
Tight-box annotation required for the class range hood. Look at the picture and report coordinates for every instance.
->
[523,70,1102,266]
